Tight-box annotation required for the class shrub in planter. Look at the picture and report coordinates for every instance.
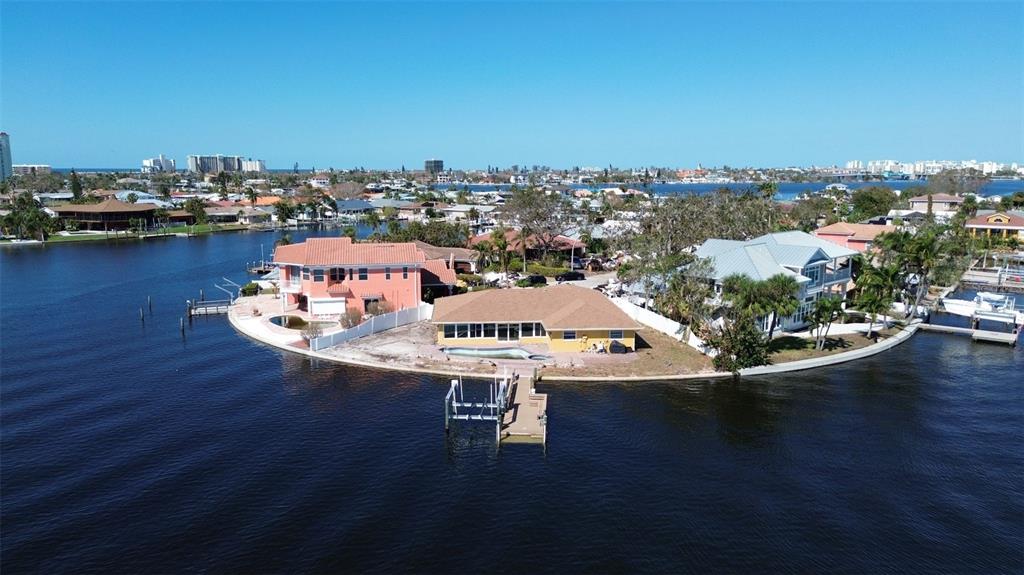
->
[240,282,260,297]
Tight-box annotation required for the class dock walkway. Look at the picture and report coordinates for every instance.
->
[918,323,1018,345]
[499,367,548,444]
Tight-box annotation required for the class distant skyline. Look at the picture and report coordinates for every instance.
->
[2,2,1022,169]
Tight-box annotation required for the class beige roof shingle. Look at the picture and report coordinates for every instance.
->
[273,237,427,266]
[432,285,641,330]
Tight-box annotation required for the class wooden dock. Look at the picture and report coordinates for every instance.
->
[499,368,548,445]
[444,366,548,447]
[188,299,232,316]
[918,323,1019,345]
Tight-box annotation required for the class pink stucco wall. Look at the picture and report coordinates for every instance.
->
[280,264,422,314]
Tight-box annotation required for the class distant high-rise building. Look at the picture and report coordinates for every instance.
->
[0,132,11,182]
[13,165,52,175]
[241,158,266,173]
[142,154,176,173]
[425,159,444,174]
[186,154,249,173]
[844,160,863,170]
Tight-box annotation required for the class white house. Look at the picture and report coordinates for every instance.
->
[694,231,858,332]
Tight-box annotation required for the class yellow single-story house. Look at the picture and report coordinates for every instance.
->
[432,284,641,353]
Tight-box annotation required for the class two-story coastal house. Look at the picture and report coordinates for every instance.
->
[272,237,456,316]
[694,231,858,332]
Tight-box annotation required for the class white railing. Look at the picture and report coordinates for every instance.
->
[825,267,851,284]
[309,302,433,351]
[610,297,687,340]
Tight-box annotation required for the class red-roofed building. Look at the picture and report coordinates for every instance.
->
[272,237,456,316]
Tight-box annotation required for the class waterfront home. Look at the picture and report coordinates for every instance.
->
[908,193,963,213]
[964,210,1024,239]
[432,285,641,352]
[468,230,585,260]
[413,241,480,273]
[813,222,896,253]
[52,198,156,230]
[272,237,456,316]
[334,199,374,216]
[204,206,272,225]
[694,231,858,331]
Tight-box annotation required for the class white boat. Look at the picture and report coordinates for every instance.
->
[941,293,1024,325]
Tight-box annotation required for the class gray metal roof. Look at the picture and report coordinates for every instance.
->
[695,231,854,283]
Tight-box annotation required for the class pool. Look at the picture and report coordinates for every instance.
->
[269,315,337,330]
[441,346,550,361]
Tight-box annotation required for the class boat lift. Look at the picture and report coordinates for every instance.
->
[444,372,514,443]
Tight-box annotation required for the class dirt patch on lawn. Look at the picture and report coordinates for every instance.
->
[769,327,900,363]
[543,329,713,377]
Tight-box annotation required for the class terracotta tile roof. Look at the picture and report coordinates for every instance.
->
[965,212,1024,228]
[469,230,584,251]
[432,285,641,330]
[52,198,156,214]
[422,259,458,286]
[254,196,282,206]
[272,237,427,266]
[814,222,896,241]
[413,240,478,262]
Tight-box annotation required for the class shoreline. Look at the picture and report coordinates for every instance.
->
[228,302,923,383]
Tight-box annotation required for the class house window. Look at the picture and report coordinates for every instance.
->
[470,324,483,338]
[302,267,310,280]
[444,325,455,339]
[358,268,368,280]
[804,265,822,286]
[456,324,469,338]
[563,330,577,341]
[330,268,343,281]
[522,323,534,338]
[535,323,546,336]
[610,330,623,339]
[385,267,391,280]
[403,266,409,279]
[497,324,508,340]
[508,324,519,340]
[483,323,496,338]
[313,269,324,282]
[348,268,353,281]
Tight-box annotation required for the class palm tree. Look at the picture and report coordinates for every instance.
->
[904,230,941,318]
[472,239,492,272]
[364,211,382,237]
[763,273,800,339]
[490,227,510,274]
[808,296,846,350]
[517,226,531,273]
[245,186,258,206]
[856,262,899,338]
[466,207,480,224]
[722,274,771,325]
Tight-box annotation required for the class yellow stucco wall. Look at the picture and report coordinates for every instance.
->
[548,330,636,352]
[435,325,635,352]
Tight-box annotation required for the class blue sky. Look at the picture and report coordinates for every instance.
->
[2,1,1022,169]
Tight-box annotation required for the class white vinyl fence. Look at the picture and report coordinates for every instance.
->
[610,297,717,356]
[309,303,434,351]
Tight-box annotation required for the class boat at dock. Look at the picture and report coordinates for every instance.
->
[940,292,1024,326]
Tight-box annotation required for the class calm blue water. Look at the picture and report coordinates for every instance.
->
[2,233,1023,573]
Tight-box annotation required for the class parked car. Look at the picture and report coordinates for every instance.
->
[555,270,585,282]
[516,274,547,287]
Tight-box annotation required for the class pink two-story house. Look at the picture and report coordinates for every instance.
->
[273,237,455,316]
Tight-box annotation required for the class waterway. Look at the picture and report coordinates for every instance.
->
[2,232,1022,573]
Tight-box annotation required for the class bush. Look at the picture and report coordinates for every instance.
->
[240,282,260,296]
[301,322,324,342]
[526,263,569,277]
[457,273,483,285]
[340,309,364,328]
